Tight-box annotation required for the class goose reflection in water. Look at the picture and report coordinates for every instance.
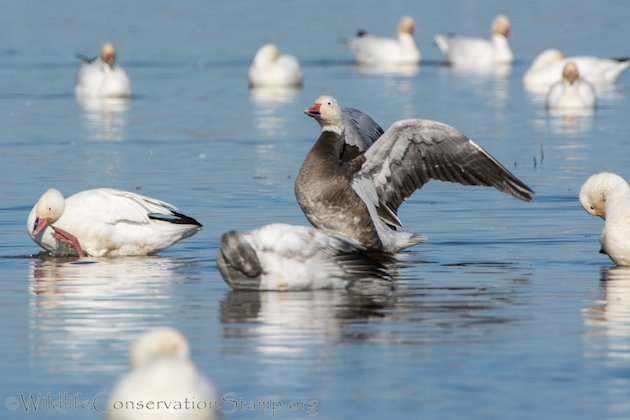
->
[584,267,630,361]
[76,96,129,141]
[250,86,300,138]
[220,289,398,355]
[352,63,420,78]
[219,260,526,355]
[442,63,512,105]
[28,256,186,375]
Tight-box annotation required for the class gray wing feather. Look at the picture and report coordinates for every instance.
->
[356,119,534,214]
[342,107,384,151]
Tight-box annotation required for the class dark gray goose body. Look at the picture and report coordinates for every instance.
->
[295,95,534,253]
[295,129,382,249]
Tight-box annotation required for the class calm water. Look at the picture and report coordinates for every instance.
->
[2,1,630,419]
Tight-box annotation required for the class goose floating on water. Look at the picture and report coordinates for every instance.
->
[524,48,630,88]
[347,16,421,66]
[28,188,201,257]
[216,223,392,291]
[295,95,534,253]
[546,62,597,110]
[248,44,303,88]
[434,14,513,67]
[107,328,218,420]
[75,42,131,98]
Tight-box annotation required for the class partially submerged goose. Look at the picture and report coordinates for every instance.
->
[216,223,392,291]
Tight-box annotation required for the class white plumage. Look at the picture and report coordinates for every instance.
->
[579,172,630,266]
[248,44,303,88]
[434,14,513,67]
[75,43,131,98]
[546,62,597,110]
[347,16,421,66]
[216,223,392,291]
[27,188,201,257]
[107,328,218,420]
[524,48,630,88]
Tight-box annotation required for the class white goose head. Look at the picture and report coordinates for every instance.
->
[398,16,415,36]
[129,327,190,370]
[32,188,65,236]
[579,172,630,220]
[304,95,344,134]
[254,43,281,66]
[100,42,117,68]
[491,14,512,37]
[562,62,580,85]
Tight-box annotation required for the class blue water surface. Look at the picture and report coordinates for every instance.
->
[1,1,630,419]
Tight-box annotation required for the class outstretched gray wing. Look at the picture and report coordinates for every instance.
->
[351,119,534,223]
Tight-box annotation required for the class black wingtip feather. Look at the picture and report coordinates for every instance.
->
[75,54,97,63]
[148,211,202,227]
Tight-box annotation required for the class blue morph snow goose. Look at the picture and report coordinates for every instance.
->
[295,95,534,253]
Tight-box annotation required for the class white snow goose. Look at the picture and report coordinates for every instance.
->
[546,62,597,110]
[524,48,630,88]
[248,44,303,88]
[216,223,393,291]
[107,328,219,420]
[28,188,201,257]
[434,14,513,67]
[75,42,131,98]
[579,172,630,266]
[347,16,421,66]
[295,95,534,253]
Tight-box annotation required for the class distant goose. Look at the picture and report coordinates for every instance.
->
[546,62,596,110]
[27,188,201,257]
[216,223,392,291]
[347,16,421,66]
[434,14,513,67]
[524,48,630,88]
[295,95,534,252]
[75,42,131,98]
[248,44,303,88]
[107,328,218,420]
[579,172,630,266]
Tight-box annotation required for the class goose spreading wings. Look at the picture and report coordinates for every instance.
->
[295,95,534,252]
